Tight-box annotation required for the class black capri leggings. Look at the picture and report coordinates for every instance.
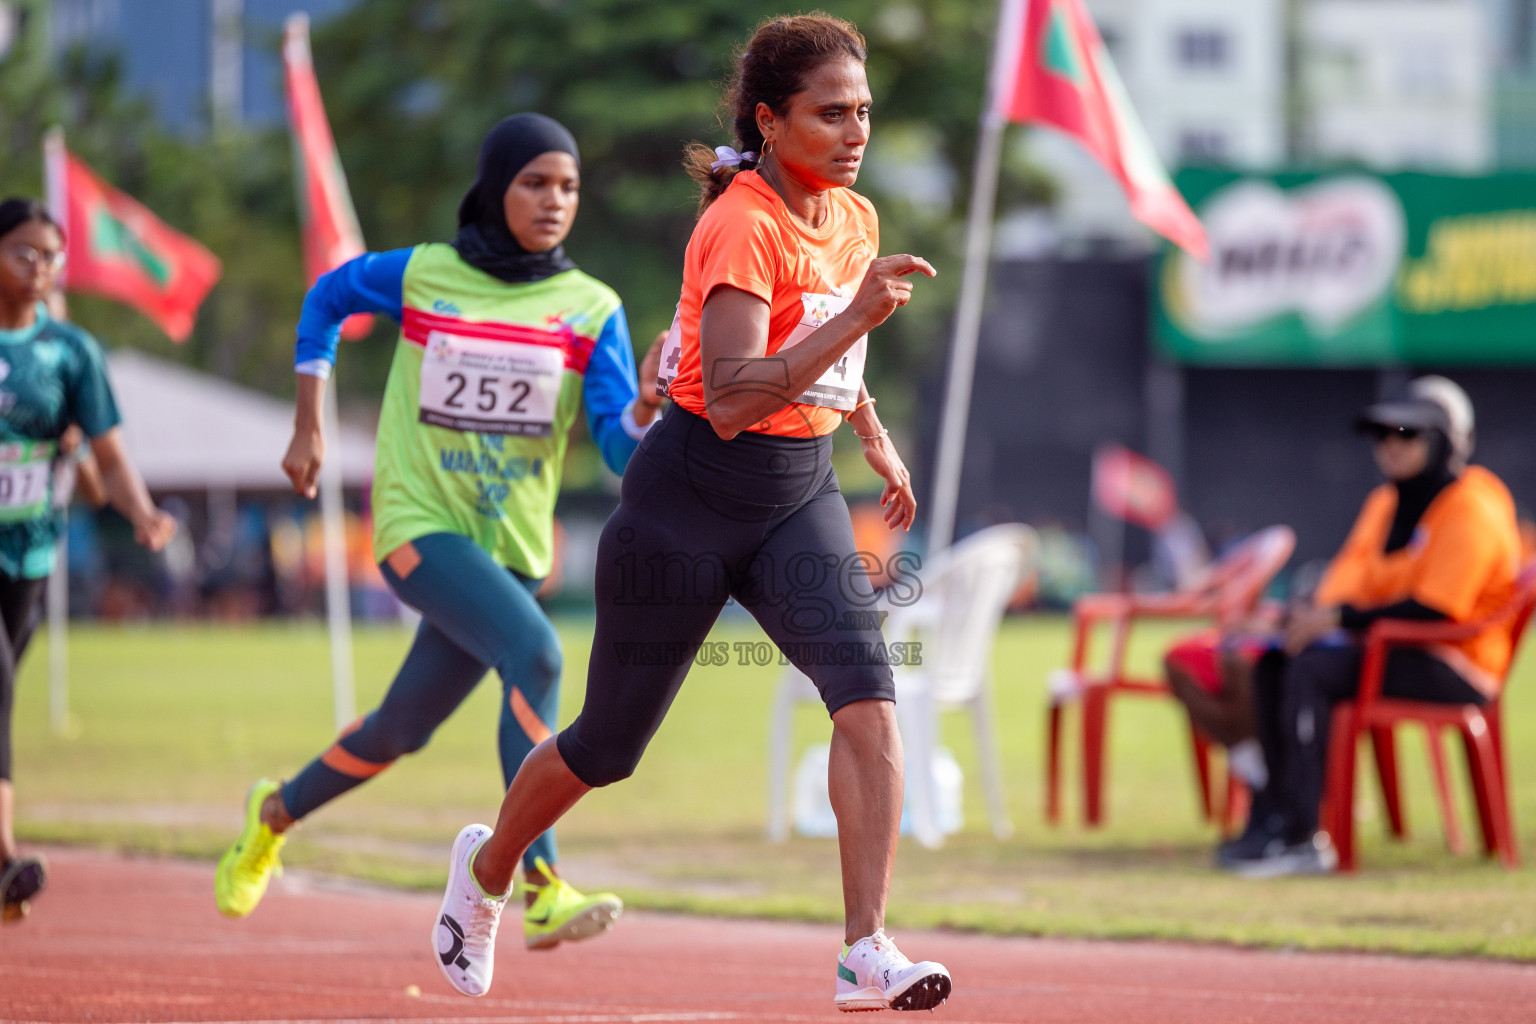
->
[557,406,897,788]
[0,574,47,782]
[1253,642,1487,840]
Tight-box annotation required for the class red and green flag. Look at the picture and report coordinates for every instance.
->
[1092,444,1178,531]
[283,13,370,340]
[43,129,222,342]
[992,0,1209,259]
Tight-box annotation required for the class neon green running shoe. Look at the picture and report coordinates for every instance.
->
[522,856,622,950]
[215,778,286,918]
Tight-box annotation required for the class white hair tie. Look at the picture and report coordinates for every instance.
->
[709,146,758,172]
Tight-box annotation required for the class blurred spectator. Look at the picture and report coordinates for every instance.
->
[1218,376,1522,877]
[1032,523,1097,609]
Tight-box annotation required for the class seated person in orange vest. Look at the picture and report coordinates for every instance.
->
[1219,376,1522,876]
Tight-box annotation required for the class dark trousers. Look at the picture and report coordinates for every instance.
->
[0,574,47,782]
[1253,643,1486,841]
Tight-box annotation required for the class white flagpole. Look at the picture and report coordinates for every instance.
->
[47,538,68,734]
[43,127,71,735]
[283,18,357,730]
[320,378,356,731]
[927,0,1024,552]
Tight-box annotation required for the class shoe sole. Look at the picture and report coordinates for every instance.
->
[1230,851,1337,879]
[836,970,952,1012]
[433,825,494,997]
[526,899,623,951]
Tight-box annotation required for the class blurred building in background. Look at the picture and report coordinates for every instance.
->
[1494,0,1536,165]
[1092,0,1287,169]
[1032,0,1532,251]
[42,0,355,130]
[1300,0,1491,170]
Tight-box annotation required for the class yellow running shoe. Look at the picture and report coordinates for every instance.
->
[522,856,622,950]
[215,778,286,918]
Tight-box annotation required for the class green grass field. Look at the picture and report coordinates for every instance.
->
[13,616,1536,958]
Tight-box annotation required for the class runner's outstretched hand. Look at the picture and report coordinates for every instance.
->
[848,255,936,332]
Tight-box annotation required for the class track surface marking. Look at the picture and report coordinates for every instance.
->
[2,847,1534,1022]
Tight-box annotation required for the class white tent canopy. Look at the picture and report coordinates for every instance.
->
[44,349,370,733]
[106,349,375,490]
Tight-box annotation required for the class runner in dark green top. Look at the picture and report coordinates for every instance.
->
[0,198,177,924]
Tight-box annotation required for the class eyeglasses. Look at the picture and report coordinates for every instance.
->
[1366,424,1421,443]
[2,245,67,276]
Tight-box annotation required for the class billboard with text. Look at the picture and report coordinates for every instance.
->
[1155,170,1536,366]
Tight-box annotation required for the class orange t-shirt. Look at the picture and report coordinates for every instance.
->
[1316,466,1523,693]
[666,171,878,438]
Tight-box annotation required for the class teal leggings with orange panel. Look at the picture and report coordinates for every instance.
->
[281,531,560,871]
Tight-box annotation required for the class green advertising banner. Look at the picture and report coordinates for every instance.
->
[1154,169,1536,366]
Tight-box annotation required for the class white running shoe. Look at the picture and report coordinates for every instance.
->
[836,929,952,1012]
[433,824,509,997]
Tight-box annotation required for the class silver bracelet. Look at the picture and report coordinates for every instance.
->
[855,427,889,442]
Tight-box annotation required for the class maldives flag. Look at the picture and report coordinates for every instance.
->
[992,0,1209,259]
[43,130,221,342]
[1092,444,1178,532]
[283,13,370,340]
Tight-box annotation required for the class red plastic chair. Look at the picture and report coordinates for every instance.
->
[1047,526,1295,826]
[1323,563,1536,871]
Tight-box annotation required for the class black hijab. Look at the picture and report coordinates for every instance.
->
[451,113,579,284]
[1356,395,1459,553]
[1384,428,1457,553]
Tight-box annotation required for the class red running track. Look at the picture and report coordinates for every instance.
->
[2,847,1535,1023]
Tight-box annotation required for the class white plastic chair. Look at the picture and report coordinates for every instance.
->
[766,523,1039,848]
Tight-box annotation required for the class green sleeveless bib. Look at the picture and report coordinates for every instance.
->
[373,244,620,577]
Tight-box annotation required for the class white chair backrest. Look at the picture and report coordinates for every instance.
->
[891,523,1038,705]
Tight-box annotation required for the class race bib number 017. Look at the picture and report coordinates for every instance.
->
[780,292,865,411]
[0,440,55,523]
[419,332,564,437]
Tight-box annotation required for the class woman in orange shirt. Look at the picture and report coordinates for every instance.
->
[1220,376,1522,877]
[427,15,951,1013]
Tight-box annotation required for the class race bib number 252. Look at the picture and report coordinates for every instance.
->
[419,332,564,437]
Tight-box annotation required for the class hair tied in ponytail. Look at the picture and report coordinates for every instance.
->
[708,146,759,173]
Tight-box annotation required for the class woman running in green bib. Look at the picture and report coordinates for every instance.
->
[0,198,177,923]
[214,115,663,953]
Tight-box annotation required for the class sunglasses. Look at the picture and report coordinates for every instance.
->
[2,244,67,276]
[1366,424,1421,443]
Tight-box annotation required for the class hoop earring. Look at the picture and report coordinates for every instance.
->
[762,139,775,160]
